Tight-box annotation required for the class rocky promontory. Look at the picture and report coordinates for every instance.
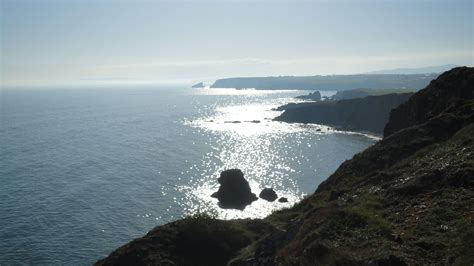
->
[295,91,321,101]
[384,67,474,137]
[274,93,413,134]
[97,67,473,265]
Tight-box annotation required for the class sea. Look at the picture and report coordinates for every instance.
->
[0,86,378,264]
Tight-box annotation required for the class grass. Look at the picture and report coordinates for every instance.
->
[174,213,251,266]
[176,210,277,266]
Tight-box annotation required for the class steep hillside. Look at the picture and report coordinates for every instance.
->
[384,67,474,137]
[98,67,473,265]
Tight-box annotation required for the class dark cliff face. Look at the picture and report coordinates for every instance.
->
[275,93,413,134]
[98,68,474,266]
[384,67,474,137]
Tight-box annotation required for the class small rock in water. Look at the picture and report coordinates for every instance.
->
[224,120,241,123]
[278,197,288,203]
[259,188,278,202]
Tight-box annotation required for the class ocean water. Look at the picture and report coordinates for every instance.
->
[0,87,377,264]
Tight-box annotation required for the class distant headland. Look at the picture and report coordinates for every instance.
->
[210,73,438,90]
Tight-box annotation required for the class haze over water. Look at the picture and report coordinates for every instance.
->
[0,87,375,264]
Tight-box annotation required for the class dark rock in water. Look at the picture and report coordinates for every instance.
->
[259,188,278,202]
[278,197,288,203]
[250,120,260,123]
[224,120,241,123]
[211,169,257,210]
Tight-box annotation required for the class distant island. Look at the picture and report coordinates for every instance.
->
[192,82,205,88]
[210,73,438,90]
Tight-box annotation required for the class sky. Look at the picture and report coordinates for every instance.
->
[1,0,473,87]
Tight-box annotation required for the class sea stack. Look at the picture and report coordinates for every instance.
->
[211,169,258,210]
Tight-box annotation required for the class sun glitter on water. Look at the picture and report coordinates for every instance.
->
[177,88,378,220]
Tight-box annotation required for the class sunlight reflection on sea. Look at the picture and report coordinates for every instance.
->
[175,88,379,219]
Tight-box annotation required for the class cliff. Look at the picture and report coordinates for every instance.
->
[98,67,473,265]
[274,93,413,134]
[210,74,438,90]
[384,67,474,137]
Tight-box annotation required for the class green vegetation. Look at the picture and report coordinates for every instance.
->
[175,215,250,266]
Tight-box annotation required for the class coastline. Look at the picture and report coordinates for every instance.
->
[98,68,474,265]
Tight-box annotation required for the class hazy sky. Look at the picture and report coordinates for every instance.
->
[1,0,473,87]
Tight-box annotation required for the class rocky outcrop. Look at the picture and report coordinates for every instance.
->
[211,169,258,210]
[384,67,474,137]
[275,93,413,134]
[259,188,278,202]
[295,91,321,101]
[96,217,275,266]
[98,67,474,266]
